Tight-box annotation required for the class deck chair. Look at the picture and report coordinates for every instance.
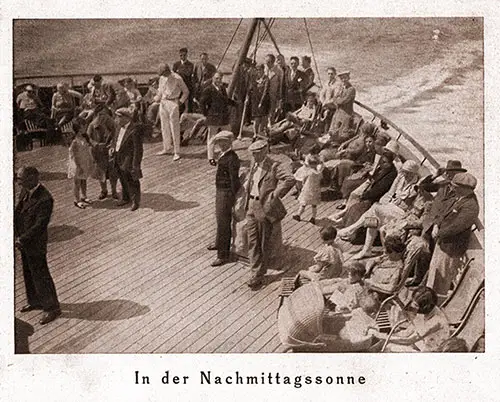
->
[440,257,484,327]
[58,121,75,146]
[449,287,485,352]
[22,119,48,148]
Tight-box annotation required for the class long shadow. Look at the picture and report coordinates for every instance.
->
[264,244,317,286]
[39,171,67,181]
[91,193,199,212]
[48,224,84,243]
[59,299,150,321]
[15,318,34,354]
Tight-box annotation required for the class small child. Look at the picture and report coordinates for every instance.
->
[293,154,323,224]
[298,225,343,281]
[68,118,94,209]
[325,262,366,312]
[364,235,405,296]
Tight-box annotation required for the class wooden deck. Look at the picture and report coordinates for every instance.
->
[14,138,359,354]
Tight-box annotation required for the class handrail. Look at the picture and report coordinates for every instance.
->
[354,99,441,170]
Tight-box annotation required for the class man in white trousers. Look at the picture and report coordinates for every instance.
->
[154,63,189,161]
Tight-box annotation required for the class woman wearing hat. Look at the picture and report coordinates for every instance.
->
[426,172,479,302]
[338,160,421,259]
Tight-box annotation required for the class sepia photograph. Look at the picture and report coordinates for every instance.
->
[11,16,485,355]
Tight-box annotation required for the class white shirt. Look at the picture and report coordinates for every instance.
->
[115,122,131,152]
[157,73,189,104]
[250,162,264,197]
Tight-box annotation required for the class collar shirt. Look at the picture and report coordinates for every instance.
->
[250,162,264,198]
[158,73,189,104]
[27,183,41,200]
[320,78,343,104]
[116,122,131,152]
[17,92,39,110]
[218,148,231,159]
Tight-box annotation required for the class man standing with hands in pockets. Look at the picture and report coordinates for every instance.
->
[155,63,189,161]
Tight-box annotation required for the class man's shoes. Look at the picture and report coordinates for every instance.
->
[156,150,169,156]
[247,277,264,290]
[97,192,108,200]
[20,304,42,313]
[292,215,301,222]
[130,203,140,211]
[209,159,217,166]
[207,244,217,251]
[111,192,119,200]
[210,258,228,267]
[116,199,130,207]
[173,154,181,161]
[39,309,61,325]
[309,217,316,225]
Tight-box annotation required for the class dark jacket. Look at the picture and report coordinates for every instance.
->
[14,184,53,255]
[112,123,144,179]
[361,162,398,203]
[173,60,195,90]
[421,182,456,235]
[216,150,241,196]
[284,68,307,108]
[435,193,479,257]
[193,62,217,96]
[200,84,236,126]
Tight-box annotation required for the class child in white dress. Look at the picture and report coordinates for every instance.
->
[293,154,323,224]
[68,118,94,209]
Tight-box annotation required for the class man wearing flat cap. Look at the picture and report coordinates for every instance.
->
[245,140,295,289]
[110,107,144,211]
[426,172,479,302]
[207,131,241,266]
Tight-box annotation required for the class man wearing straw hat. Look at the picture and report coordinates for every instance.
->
[426,172,479,302]
[245,140,295,289]
[207,131,241,267]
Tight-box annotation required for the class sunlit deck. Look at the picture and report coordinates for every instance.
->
[14,138,360,354]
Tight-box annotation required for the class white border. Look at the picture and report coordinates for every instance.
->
[2,1,499,401]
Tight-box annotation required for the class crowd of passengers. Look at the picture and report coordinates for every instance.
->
[14,48,481,351]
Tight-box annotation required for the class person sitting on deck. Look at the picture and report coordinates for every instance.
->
[363,235,406,296]
[51,82,83,126]
[16,84,52,130]
[425,172,479,303]
[320,261,366,312]
[367,286,450,352]
[88,74,116,109]
[297,225,343,282]
[143,76,161,136]
[337,159,420,260]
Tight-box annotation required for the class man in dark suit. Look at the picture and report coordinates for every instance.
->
[426,172,479,301]
[193,52,217,107]
[245,140,295,289]
[199,71,237,166]
[111,108,144,211]
[207,131,241,267]
[173,47,195,113]
[15,166,61,325]
[284,56,307,112]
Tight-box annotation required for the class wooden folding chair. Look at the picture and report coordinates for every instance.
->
[24,119,48,147]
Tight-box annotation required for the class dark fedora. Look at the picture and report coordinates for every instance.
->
[445,160,467,172]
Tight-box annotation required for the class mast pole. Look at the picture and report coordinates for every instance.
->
[228,18,260,98]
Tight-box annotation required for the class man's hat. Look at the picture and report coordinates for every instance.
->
[93,74,103,82]
[179,47,188,53]
[213,130,234,142]
[383,140,400,155]
[451,172,477,189]
[115,107,133,118]
[248,139,268,152]
[25,85,34,91]
[337,70,350,77]
[445,160,467,172]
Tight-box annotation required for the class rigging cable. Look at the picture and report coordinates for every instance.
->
[303,18,322,87]
[251,19,261,63]
[217,18,243,70]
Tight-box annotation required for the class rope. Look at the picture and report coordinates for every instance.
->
[303,18,322,87]
[257,18,274,49]
[216,18,243,70]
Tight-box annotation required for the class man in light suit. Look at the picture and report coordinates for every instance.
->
[110,108,144,211]
[245,140,295,289]
[15,166,61,325]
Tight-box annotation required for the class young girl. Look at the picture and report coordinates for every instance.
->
[68,118,94,209]
[298,225,343,281]
[323,262,366,312]
[293,154,323,224]
[248,63,270,140]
